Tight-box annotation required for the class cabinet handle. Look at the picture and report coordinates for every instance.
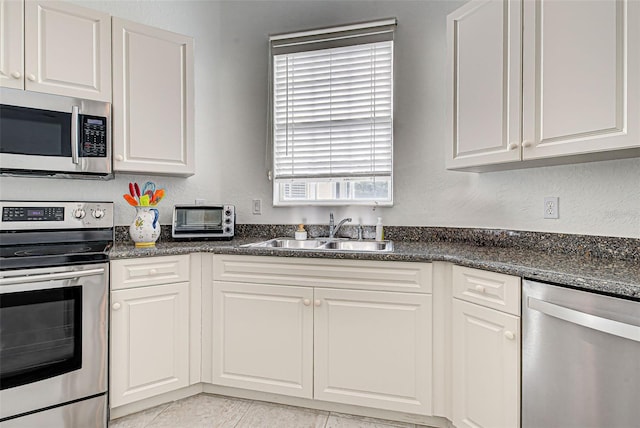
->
[314,299,322,307]
[11,71,21,79]
[149,268,157,275]
[115,154,124,161]
[504,330,515,340]
[474,285,486,293]
[522,141,533,148]
[303,299,311,306]
[507,142,519,150]
[112,302,121,311]
[27,74,36,81]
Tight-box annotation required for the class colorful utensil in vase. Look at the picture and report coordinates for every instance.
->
[122,181,165,207]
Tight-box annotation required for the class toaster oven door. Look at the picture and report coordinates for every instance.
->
[173,206,228,238]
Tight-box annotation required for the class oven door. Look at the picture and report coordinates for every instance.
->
[0,263,108,421]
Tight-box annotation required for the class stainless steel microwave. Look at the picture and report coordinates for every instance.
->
[0,88,112,179]
[172,205,235,239]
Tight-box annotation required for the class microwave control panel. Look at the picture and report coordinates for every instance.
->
[80,115,107,157]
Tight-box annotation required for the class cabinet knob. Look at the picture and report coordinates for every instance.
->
[507,142,519,151]
[112,302,121,311]
[27,74,36,81]
[149,268,157,275]
[314,299,322,307]
[504,330,515,340]
[522,141,533,148]
[115,154,124,161]
[303,299,311,306]
[11,71,21,79]
[474,285,486,293]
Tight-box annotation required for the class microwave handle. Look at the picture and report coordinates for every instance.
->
[71,105,80,164]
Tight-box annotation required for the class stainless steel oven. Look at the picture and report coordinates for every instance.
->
[0,88,111,179]
[0,201,113,427]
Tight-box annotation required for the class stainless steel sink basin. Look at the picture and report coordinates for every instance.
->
[241,238,393,252]
[320,240,393,252]
[242,238,327,249]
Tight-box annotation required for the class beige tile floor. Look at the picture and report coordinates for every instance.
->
[108,393,437,428]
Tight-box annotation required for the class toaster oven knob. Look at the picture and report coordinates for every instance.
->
[225,227,232,233]
[225,218,232,224]
[92,209,105,219]
[225,209,232,216]
[73,208,86,219]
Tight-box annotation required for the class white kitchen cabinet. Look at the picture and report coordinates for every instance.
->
[110,255,192,408]
[445,0,522,169]
[451,266,521,428]
[212,281,314,398]
[447,0,640,171]
[0,0,23,90]
[209,255,433,415]
[0,0,111,101]
[314,287,432,415]
[112,18,195,176]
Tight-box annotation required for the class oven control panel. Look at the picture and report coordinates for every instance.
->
[0,201,114,230]
[2,206,64,222]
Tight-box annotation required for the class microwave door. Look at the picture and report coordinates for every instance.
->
[0,104,82,174]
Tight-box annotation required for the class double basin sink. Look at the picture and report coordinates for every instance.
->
[242,238,393,253]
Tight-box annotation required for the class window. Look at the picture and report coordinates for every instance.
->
[269,19,396,206]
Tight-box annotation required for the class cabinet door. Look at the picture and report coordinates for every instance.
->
[112,18,195,176]
[212,281,314,398]
[0,0,24,89]
[522,0,640,158]
[452,299,520,428]
[23,1,111,101]
[110,282,190,408]
[314,287,432,415]
[446,0,522,170]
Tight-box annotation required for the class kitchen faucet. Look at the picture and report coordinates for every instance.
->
[328,213,352,239]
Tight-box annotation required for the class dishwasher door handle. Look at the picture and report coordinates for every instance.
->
[528,297,640,342]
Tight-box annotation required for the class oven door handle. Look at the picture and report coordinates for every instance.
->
[0,267,105,286]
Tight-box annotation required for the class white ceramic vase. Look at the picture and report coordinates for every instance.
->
[129,207,160,247]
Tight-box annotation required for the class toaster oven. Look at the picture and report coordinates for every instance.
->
[172,205,235,240]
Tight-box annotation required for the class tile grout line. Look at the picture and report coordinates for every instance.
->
[232,398,257,428]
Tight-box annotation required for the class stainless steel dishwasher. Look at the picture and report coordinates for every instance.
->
[522,279,640,428]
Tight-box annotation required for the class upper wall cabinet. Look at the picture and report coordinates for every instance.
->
[112,18,195,176]
[0,0,111,101]
[446,0,640,171]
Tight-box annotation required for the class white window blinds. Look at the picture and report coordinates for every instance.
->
[270,19,396,205]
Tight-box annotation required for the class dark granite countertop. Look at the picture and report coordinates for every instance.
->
[110,237,640,300]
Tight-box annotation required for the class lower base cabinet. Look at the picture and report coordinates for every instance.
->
[314,287,432,414]
[210,255,434,415]
[212,281,314,398]
[111,282,190,407]
[110,253,193,409]
[451,266,521,428]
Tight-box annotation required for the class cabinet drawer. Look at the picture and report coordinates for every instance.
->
[111,255,190,290]
[452,265,521,315]
[212,255,432,294]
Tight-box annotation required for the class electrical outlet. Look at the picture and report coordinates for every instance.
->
[544,197,559,219]
[252,199,262,215]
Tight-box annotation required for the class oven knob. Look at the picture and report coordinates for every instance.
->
[92,209,105,219]
[73,209,86,219]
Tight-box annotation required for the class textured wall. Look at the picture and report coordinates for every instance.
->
[1,0,638,238]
